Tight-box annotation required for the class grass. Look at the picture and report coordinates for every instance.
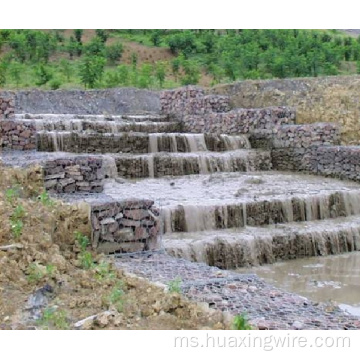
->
[27,263,57,284]
[108,281,125,312]
[167,277,182,293]
[232,314,253,330]
[38,190,55,206]
[37,307,70,330]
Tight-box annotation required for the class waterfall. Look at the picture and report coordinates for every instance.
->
[102,155,118,179]
[148,134,159,153]
[148,154,155,178]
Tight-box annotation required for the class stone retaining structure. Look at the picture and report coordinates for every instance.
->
[90,199,160,254]
[160,86,230,120]
[182,107,296,134]
[250,123,340,149]
[43,156,105,194]
[0,120,36,150]
[0,94,15,120]
[273,146,360,182]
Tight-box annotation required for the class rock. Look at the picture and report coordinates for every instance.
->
[292,321,303,330]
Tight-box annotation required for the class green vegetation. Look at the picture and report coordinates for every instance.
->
[74,231,95,269]
[38,190,55,206]
[37,307,70,330]
[232,314,253,330]
[167,276,182,293]
[107,281,125,312]
[27,262,56,283]
[1,29,360,90]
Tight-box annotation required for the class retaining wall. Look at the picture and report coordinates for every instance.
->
[209,75,360,144]
[0,94,15,120]
[43,157,105,193]
[183,107,296,134]
[272,146,360,182]
[90,199,160,254]
[0,120,37,150]
[160,86,230,120]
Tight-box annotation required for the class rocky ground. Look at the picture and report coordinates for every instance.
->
[0,163,231,330]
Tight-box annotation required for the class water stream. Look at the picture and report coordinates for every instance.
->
[237,252,360,316]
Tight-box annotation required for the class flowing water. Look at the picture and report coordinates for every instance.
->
[237,252,360,316]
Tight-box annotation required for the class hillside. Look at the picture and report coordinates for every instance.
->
[1,29,360,90]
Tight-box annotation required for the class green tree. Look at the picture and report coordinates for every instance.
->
[84,37,105,57]
[171,57,181,81]
[138,63,153,88]
[8,61,23,87]
[180,60,200,85]
[74,29,83,44]
[117,64,130,86]
[59,59,73,82]
[95,30,108,43]
[131,52,138,69]
[78,55,106,89]
[105,43,123,64]
[155,61,166,87]
[34,64,53,86]
[150,30,162,46]
[0,61,7,86]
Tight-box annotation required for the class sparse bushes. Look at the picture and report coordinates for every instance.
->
[105,42,123,64]
[78,55,106,89]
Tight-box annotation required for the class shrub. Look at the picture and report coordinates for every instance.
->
[105,43,123,64]
[49,78,62,90]
[232,314,253,330]
[34,64,53,86]
[37,307,69,330]
[78,55,106,89]
[167,277,182,293]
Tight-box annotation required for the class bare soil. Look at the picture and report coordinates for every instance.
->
[0,163,230,330]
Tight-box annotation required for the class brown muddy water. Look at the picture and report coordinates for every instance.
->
[237,252,360,316]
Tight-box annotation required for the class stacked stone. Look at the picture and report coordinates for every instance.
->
[90,199,160,254]
[183,107,295,134]
[37,132,150,154]
[310,146,360,182]
[0,120,36,150]
[160,86,230,119]
[272,123,340,148]
[0,95,15,120]
[43,157,104,193]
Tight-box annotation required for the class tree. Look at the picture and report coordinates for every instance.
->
[34,64,53,86]
[131,52,138,69]
[67,36,77,59]
[180,60,200,85]
[155,61,166,87]
[78,55,106,89]
[8,61,23,87]
[95,30,108,43]
[138,64,153,88]
[105,43,124,64]
[84,37,105,57]
[150,30,162,46]
[0,61,7,86]
[171,57,181,81]
[74,29,83,44]
[117,65,130,86]
[59,59,73,82]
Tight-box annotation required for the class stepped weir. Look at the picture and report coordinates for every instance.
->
[1,86,360,329]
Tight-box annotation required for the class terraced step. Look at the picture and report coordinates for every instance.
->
[163,216,360,269]
[12,118,180,134]
[15,113,169,123]
[114,150,271,178]
[36,132,251,154]
[101,172,360,233]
